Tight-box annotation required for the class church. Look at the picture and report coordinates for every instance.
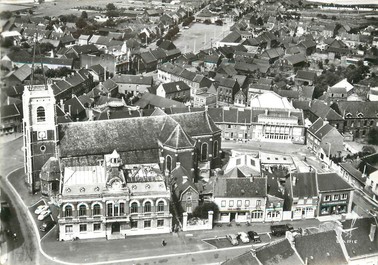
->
[23,82,222,240]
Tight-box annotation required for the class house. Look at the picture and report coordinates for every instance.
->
[222,150,261,178]
[307,117,344,164]
[0,103,22,135]
[213,76,240,105]
[325,78,354,104]
[135,93,186,109]
[260,47,285,64]
[193,90,217,108]
[111,74,153,96]
[171,163,199,214]
[365,170,378,201]
[233,88,247,107]
[255,239,304,265]
[317,172,354,216]
[284,53,307,68]
[58,156,172,240]
[330,101,378,140]
[2,64,31,87]
[295,230,348,265]
[156,81,191,102]
[339,162,366,190]
[305,100,345,132]
[285,172,318,220]
[340,217,378,264]
[295,70,316,86]
[213,177,267,223]
[263,168,286,222]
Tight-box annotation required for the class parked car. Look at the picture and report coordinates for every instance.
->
[270,224,294,237]
[237,232,250,243]
[39,221,55,232]
[38,209,51,221]
[226,234,239,246]
[247,231,261,243]
[34,205,49,215]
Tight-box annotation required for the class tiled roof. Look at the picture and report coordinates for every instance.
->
[161,81,191,94]
[289,172,318,198]
[309,100,343,121]
[295,230,347,265]
[296,70,316,81]
[221,251,260,265]
[163,124,196,149]
[286,53,307,65]
[339,162,365,185]
[256,239,303,265]
[331,101,378,118]
[112,74,153,85]
[6,64,31,82]
[317,173,353,192]
[1,104,20,119]
[214,177,267,198]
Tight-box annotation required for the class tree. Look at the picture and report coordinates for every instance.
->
[0,11,12,19]
[368,128,378,145]
[192,202,219,222]
[1,38,14,48]
[106,3,116,10]
[76,17,88,29]
[81,11,88,19]
[38,42,55,54]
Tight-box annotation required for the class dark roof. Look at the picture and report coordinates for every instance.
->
[286,53,307,65]
[214,177,267,198]
[172,165,198,200]
[308,117,338,140]
[309,100,343,121]
[339,162,365,185]
[6,64,31,82]
[296,70,316,81]
[317,173,353,192]
[221,251,260,265]
[331,101,378,118]
[163,123,196,149]
[58,111,217,158]
[160,81,191,94]
[256,239,303,265]
[290,172,318,198]
[342,217,378,258]
[1,104,20,119]
[112,74,153,85]
[220,31,242,43]
[295,230,347,265]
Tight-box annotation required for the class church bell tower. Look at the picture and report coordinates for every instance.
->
[23,79,58,193]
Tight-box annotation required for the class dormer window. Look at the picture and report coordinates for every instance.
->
[346,113,352,118]
[357,113,364,118]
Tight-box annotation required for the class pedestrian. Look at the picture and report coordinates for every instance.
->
[162,239,166,246]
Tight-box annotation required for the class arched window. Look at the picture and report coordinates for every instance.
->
[144,201,151,213]
[65,205,72,217]
[201,143,208,161]
[37,106,46,122]
[213,140,219,158]
[79,205,86,216]
[166,155,172,172]
[93,204,101,215]
[157,201,164,212]
[131,202,138,213]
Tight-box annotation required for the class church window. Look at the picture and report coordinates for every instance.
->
[157,201,164,212]
[79,205,86,216]
[93,204,101,215]
[144,201,152,213]
[213,141,219,158]
[201,143,208,161]
[37,106,46,122]
[131,202,138,213]
[64,205,72,217]
[166,155,172,172]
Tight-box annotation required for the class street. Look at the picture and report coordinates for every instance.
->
[1,136,378,265]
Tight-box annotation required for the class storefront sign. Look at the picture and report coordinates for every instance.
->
[321,201,347,206]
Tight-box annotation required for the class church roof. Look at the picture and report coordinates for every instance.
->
[163,124,196,149]
[58,111,218,158]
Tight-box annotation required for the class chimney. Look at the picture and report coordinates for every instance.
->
[182,175,188,184]
[288,110,291,117]
[85,64,88,69]
[176,85,181,91]
[293,176,297,186]
[68,105,72,116]
[176,162,181,167]
[107,110,111,120]
[104,66,107,81]
[60,99,64,108]
[369,224,376,242]
[205,105,208,111]
[265,109,268,115]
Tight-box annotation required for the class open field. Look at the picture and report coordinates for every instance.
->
[173,22,231,54]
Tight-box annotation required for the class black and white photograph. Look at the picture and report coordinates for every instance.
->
[0,0,378,264]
